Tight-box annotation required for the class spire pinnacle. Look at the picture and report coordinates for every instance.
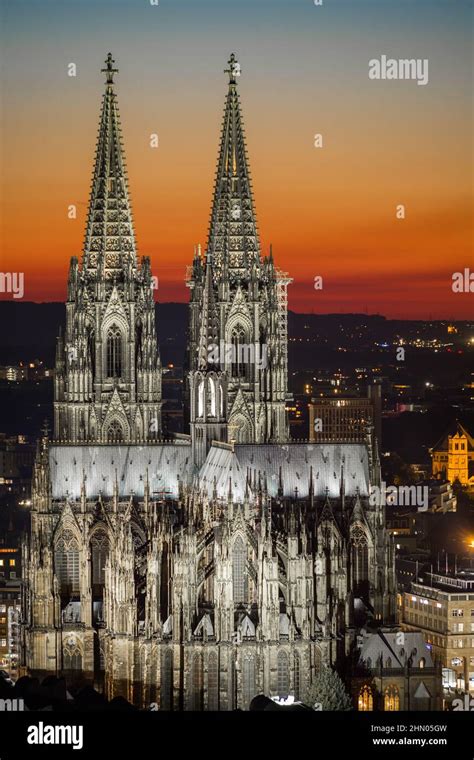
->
[206,54,260,277]
[82,53,137,273]
[224,53,241,85]
[102,52,118,85]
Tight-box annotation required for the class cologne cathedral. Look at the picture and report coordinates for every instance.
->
[21,54,396,710]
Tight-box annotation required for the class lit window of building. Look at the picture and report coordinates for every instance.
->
[358,685,373,711]
[384,685,400,711]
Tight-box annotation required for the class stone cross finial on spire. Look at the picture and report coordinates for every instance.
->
[102,52,118,85]
[224,53,241,84]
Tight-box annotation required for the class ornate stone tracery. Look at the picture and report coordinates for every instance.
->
[22,53,397,712]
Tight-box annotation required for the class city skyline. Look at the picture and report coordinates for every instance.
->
[1,0,472,318]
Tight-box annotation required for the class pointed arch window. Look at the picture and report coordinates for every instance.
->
[230,415,251,444]
[242,654,256,709]
[87,325,95,376]
[207,651,219,711]
[232,536,247,604]
[208,377,217,418]
[191,653,203,711]
[228,657,235,711]
[107,420,123,443]
[198,381,204,418]
[54,530,79,595]
[293,652,301,700]
[161,649,173,711]
[63,644,82,671]
[106,324,122,378]
[135,319,143,377]
[358,685,373,711]
[351,525,369,594]
[91,530,109,588]
[314,647,322,675]
[355,543,369,582]
[277,650,290,697]
[231,325,248,379]
[384,685,400,711]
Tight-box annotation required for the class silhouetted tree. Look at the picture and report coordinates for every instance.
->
[305,666,352,711]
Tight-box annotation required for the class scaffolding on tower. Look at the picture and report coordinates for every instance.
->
[276,269,292,365]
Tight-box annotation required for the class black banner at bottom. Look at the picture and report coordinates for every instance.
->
[0,710,473,758]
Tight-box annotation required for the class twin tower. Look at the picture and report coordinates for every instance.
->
[54,53,291,464]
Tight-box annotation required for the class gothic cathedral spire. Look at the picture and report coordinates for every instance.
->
[206,52,260,280]
[83,53,137,275]
[54,54,162,444]
[187,55,291,464]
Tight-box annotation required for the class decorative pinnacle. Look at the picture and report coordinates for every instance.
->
[224,53,241,84]
[102,52,118,85]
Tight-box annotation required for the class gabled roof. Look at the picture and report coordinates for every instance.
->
[238,614,256,637]
[357,630,434,669]
[413,681,431,699]
[194,613,214,637]
[198,442,369,502]
[49,443,192,500]
[432,422,474,452]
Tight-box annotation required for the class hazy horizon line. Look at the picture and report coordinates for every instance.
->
[0,300,472,324]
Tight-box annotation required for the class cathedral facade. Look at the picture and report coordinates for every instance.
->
[21,54,396,710]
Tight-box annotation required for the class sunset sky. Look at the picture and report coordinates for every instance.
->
[1,0,472,318]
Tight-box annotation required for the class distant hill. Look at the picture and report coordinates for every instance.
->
[0,302,188,366]
[0,303,472,458]
[0,301,472,374]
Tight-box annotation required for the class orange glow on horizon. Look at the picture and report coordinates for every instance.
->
[1,19,472,319]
